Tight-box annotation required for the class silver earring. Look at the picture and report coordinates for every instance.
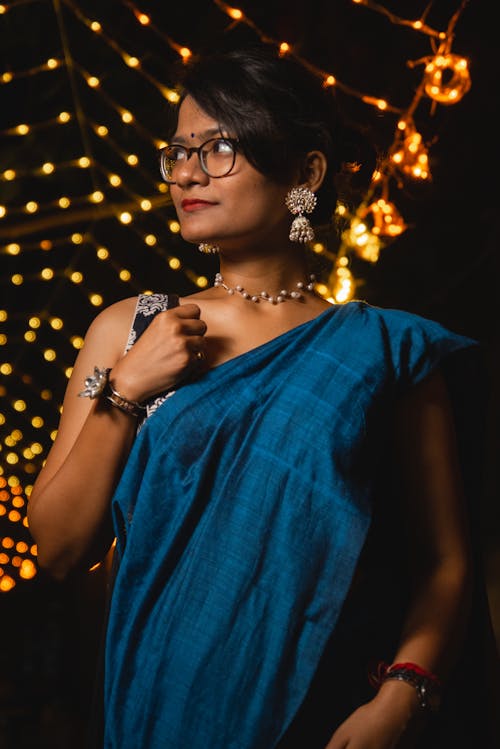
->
[285,186,317,243]
[198,243,220,254]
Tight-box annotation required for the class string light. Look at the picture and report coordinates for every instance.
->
[0,0,473,591]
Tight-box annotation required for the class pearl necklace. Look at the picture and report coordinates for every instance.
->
[214,272,316,304]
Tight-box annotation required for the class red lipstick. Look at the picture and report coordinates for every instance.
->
[181,199,215,212]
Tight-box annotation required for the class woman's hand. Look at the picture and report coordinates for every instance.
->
[110,302,208,403]
[324,681,425,749]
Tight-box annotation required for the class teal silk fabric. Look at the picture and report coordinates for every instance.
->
[103,301,476,749]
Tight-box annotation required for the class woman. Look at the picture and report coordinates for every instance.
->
[27,45,496,748]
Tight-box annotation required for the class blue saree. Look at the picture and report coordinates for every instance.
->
[103,301,477,749]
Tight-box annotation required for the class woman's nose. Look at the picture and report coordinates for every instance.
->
[174,151,209,186]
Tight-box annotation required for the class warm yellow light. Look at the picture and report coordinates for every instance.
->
[0,6,7,14]
[90,21,101,31]
[65,367,73,378]
[50,429,57,439]
[169,257,181,270]
[42,162,55,174]
[165,89,180,104]
[58,196,71,208]
[96,247,109,259]
[41,267,54,280]
[72,232,83,244]
[11,274,23,285]
[168,220,180,233]
[87,76,100,88]
[89,293,103,307]
[46,58,59,69]
[228,6,243,19]
[20,559,37,580]
[43,349,56,362]
[279,42,290,55]
[58,111,71,123]
[16,124,29,135]
[125,55,140,68]
[31,443,43,455]
[7,243,20,255]
[179,47,192,61]
[137,12,150,24]
[140,199,152,211]
[144,234,157,246]
[324,75,336,87]
[121,110,133,123]
[196,276,208,288]
[0,334,6,344]
[2,72,13,82]
[6,453,19,465]
[26,201,38,213]
[97,125,108,137]
[28,317,40,328]
[3,169,16,180]
[41,390,52,400]
[70,271,83,283]
[32,416,44,428]
[158,183,168,193]
[0,311,7,321]
[127,154,139,166]
[49,317,63,330]
[91,190,104,203]
[119,211,132,224]
[71,336,84,349]
[78,156,91,167]
[312,242,324,254]
[109,174,121,186]
[119,269,131,281]
[13,400,26,412]
[0,206,6,217]
[0,576,15,592]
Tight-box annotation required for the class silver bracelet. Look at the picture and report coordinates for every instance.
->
[78,366,146,418]
[104,382,146,418]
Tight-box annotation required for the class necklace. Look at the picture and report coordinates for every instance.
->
[214,272,316,304]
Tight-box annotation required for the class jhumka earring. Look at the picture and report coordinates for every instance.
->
[198,243,220,254]
[285,186,317,243]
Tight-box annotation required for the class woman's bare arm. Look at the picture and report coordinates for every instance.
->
[28,298,207,580]
[326,369,473,749]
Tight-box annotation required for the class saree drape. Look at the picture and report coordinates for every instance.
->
[103,300,480,749]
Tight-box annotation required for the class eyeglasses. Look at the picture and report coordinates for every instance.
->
[159,137,239,184]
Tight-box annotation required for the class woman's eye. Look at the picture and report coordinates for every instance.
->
[170,146,186,161]
[212,139,233,154]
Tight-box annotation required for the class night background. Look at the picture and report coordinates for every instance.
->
[0,0,498,747]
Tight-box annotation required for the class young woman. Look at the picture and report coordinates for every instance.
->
[27,45,495,749]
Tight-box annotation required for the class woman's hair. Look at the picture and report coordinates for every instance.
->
[168,44,375,225]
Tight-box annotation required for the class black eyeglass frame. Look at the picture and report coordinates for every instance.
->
[159,137,239,184]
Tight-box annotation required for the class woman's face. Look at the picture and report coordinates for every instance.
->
[168,96,293,251]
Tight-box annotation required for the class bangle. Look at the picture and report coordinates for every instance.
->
[104,381,146,419]
[369,660,441,712]
[78,366,146,419]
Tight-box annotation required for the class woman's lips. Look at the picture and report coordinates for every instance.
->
[181,199,216,212]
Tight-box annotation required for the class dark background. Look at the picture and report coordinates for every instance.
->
[0,1,498,747]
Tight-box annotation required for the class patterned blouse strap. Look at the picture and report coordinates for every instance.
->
[124,293,180,431]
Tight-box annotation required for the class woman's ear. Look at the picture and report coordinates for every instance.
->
[301,150,328,193]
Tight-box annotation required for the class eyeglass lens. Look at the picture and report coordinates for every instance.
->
[161,138,236,182]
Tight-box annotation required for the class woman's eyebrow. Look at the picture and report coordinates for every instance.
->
[170,127,224,144]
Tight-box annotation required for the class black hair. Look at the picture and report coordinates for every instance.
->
[167,44,376,226]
